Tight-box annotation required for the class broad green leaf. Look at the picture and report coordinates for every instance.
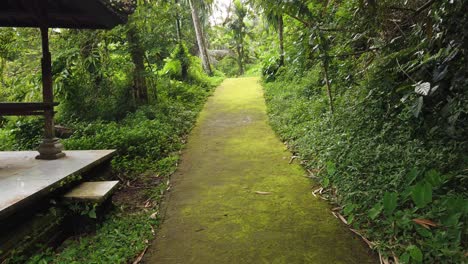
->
[414,225,432,238]
[88,208,97,219]
[347,215,354,225]
[368,203,383,220]
[343,203,356,215]
[425,169,443,187]
[412,96,424,117]
[406,168,419,185]
[407,245,423,262]
[399,252,410,264]
[322,177,330,188]
[383,192,398,215]
[326,161,336,176]
[411,182,432,208]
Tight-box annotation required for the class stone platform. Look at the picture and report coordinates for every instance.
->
[0,150,116,220]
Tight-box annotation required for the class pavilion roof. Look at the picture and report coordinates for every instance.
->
[0,0,136,29]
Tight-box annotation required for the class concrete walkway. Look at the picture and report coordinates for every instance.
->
[144,78,376,264]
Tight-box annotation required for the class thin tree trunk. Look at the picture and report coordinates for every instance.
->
[189,0,212,75]
[175,0,182,43]
[322,59,334,114]
[278,14,285,66]
[236,45,244,75]
[127,24,148,104]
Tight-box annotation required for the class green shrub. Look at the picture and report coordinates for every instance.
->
[264,63,467,262]
[215,56,239,77]
[64,82,210,178]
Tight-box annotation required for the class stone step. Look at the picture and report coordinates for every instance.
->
[63,181,119,203]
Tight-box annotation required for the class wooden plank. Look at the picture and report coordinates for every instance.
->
[0,102,59,116]
[0,102,58,110]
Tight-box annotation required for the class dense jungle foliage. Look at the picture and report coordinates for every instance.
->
[0,1,222,176]
[0,0,467,263]
[0,0,222,262]
[256,0,467,263]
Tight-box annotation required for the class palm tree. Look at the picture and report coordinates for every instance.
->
[229,0,248,75]
[188,0,213,75]
[249,1,284,66]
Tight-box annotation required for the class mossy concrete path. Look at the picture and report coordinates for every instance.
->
[144,78,376,263]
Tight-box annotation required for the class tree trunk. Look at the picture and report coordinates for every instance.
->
[175,0,182,43]
[236,45,244,75]
[322,59,334,114]
[278,14,285,66]
[127,24,148,105]
[188,0,212,76]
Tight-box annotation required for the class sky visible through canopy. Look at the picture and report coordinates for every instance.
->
[210,0,232,25]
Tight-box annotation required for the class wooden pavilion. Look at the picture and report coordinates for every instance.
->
[0,0,135,159]
[0,2,136,258]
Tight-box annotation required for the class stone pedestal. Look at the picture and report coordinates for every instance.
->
[36,138,66,160]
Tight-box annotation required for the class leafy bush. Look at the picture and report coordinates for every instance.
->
[262,56,282,82]
[26,213,157,264]
[64,79,212,178]
[160,43,189,80]
[0,118,44,151]
[264,60,467,263]
[215,56,239,77]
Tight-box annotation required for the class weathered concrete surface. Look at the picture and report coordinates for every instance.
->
[144,78,376,264]
[63,181,119,201]
[0,150,116,218]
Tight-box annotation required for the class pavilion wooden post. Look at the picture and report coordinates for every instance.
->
[36,26,65,160]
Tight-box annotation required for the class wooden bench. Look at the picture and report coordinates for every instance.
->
[0,102,59,116]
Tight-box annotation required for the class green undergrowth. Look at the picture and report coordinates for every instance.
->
[263,66,467,263]
[26,213,158,264]
[8,76,223,263]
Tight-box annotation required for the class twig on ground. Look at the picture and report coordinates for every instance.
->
[289,155,298,164]
[255,191,272,195]
[349,228,376,249]
[336,212,348,225]
[132,244,148,264]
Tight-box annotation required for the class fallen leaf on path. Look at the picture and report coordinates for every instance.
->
[255,191,272,195]
[306,169,319,179]
[336,212,348,225]
[312,187,323,194]
[150,211,159,219]
[289,155,298,164]
[378,251,390,264]
[412,218,438,229]
[392,251,400,264]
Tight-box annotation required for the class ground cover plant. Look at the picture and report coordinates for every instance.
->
[258,0,467,263]
[1,0,467,263]
[4,53,222,264]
